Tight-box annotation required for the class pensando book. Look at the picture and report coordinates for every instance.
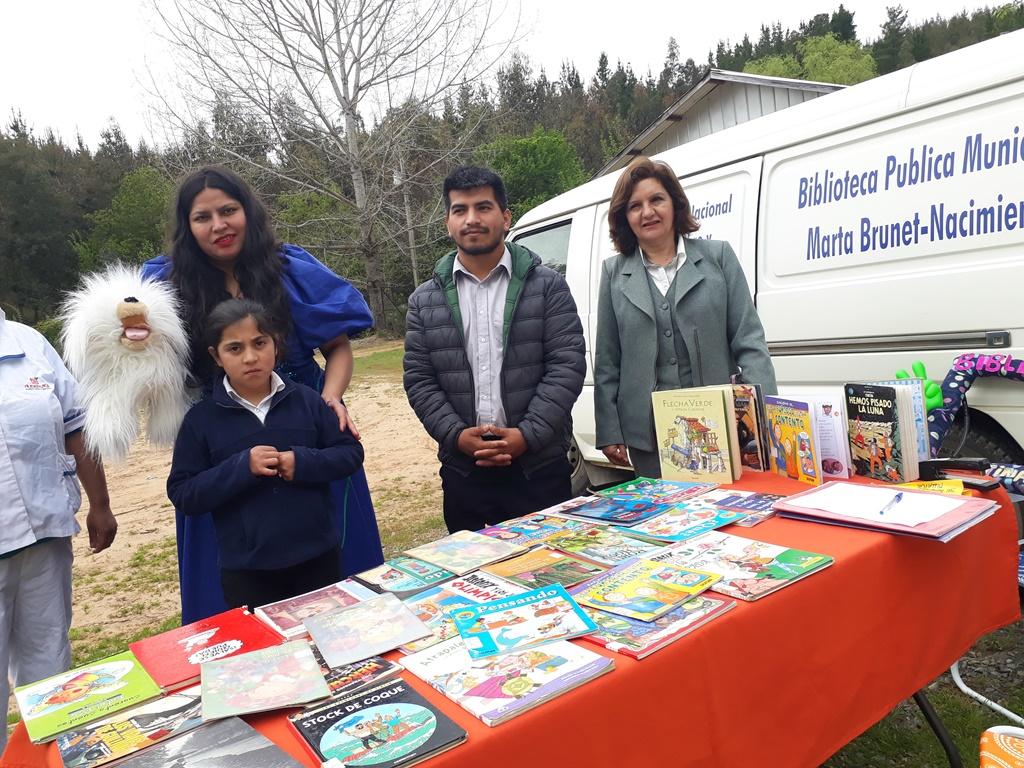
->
[554,495,669,527]
[481,546,608,589]
[254,579,376,639]
[661,531,833,601]
[404,530,527,575]
[55,685,202,768]
[763,395,822,486]
[615,492,747,543]
[402,637,614,727]
[772,480,997,542]
[705,489,785,527]
[449,584,597,659]
[288,678,466,767]
[129,608,282,692]
[595,477,719,505]
[572,558,720,622]
[544,525,666,566]
[577,594,736,659]
[116,716,304,767]
[353,557,455,599]
[652,385,742,484]
[304,593,431,668]
[398,573,523,654]
[310,647,404,698]
[479,512,598,547]
[200,640,330,720]
[15,650,162,744]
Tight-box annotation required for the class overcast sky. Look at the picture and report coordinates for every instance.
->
[0,0,981,148]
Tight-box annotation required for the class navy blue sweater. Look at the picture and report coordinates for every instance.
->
[167,376,364,571]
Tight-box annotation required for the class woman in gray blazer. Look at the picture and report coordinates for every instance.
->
[594,157,777,479]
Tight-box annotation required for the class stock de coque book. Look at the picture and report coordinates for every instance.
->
[55,685,202,768]
[15,650,161,744]
[401,637,614,727]
[128,607,282,692]
[288,678,466,768]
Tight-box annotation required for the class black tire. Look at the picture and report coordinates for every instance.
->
[938,414,1024,464]
[568,438,590,496]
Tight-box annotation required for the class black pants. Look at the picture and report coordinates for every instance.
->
[440,457,573,533]
[220,544,343,610]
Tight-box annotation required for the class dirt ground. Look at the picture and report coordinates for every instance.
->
[69,339,444,642]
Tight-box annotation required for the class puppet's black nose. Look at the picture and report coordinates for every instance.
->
[123,296,139,303]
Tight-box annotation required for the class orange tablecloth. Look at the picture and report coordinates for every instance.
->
[4,472,1020,768]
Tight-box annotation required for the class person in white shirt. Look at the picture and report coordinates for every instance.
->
[0,309,116,751]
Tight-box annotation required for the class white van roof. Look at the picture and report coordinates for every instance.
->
[516,29,1024,229]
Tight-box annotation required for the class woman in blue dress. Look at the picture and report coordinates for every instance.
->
[142,165,384,623]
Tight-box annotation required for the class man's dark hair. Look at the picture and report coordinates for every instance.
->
[442,166,508,212]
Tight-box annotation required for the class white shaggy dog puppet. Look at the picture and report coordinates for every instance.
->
[61,265,191,462]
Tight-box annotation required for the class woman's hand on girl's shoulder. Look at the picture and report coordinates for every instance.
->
[323,396,361,440]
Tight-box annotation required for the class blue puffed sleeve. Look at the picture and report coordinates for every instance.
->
[140,255,172,282]
[280,244,374,350]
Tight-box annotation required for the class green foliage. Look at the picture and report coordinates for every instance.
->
[35,317,64,355]
[475,128,586,220]
[72,166,173,271]
[800,35,877,84]
[743,54,803,79]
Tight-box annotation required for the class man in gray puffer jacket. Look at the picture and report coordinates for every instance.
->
[404,166,586,532]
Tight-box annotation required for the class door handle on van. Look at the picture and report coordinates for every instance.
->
[768,330,1011,356]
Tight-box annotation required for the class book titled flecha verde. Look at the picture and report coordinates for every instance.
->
[15,650,161,744]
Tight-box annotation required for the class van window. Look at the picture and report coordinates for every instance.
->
[513,221,571,274]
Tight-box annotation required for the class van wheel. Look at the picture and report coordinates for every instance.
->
[568,438,590,496]
[938,414,1024,464]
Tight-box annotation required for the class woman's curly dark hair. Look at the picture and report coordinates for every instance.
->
[169,166,291,384]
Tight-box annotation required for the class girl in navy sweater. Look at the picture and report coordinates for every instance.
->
[167,299,364,609]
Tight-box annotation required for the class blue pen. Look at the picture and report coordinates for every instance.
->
[877,492,904,516]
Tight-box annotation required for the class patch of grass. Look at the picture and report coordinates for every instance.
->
[80,536,178,601]
[355,347,404,380]
[70,613,182,666]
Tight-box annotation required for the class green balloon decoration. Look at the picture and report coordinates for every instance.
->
[895,361,943,412]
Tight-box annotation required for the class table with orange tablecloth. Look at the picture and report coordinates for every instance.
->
[4,471,1020,768]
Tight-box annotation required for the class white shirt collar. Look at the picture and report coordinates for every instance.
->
[223,370,286,408]
[453,246,513,282]
[639,236,687,268]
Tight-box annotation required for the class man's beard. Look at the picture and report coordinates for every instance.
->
[456,229,503,255]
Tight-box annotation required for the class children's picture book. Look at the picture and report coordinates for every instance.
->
[354,557,455,599]
[289,678,466,767]
[481,546,608,589]
[544,525,666,566]
[55,685,202,768]
[304,593,431,668]
[398,572,523,654]
[404,530,527,575]
[128,608,282,692]
[594,478,719,505]
[15,650,162,744]
[448,584,597,659]
[554,495,669,526]
[806,391,853,479]
[571,558,720,621]
[845,382,918,483]
[116,716,304,767]
[578,594,736,659]
[402,637,614,727]
[733,383,768,471]
[872,378,930,461]
[763,395,822,486]
[616,493,747,543]
[652,385,742,483]
[478,513,597,547]
[662,531,833,601]
[705,489,785,527]
[254,579,376,639]
[310,647,404,698]
[200,640,330,720]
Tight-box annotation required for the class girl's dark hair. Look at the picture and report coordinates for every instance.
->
[205,298,284,363]
[608,156,699,255]
[170,165,291,383]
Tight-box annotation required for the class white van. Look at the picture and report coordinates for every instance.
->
[509,30,1024,492]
